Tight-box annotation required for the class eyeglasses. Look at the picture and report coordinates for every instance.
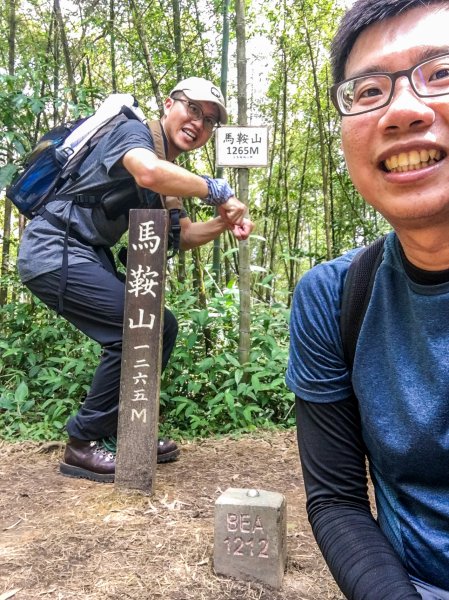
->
[172,97,220,132]
[331,53,449,117]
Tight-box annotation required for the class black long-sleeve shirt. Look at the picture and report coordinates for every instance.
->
[295,395,422,599]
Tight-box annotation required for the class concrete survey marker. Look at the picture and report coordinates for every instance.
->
[214,487,287,589]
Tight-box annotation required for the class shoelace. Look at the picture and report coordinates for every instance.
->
[99,435,117,454]
[98,436,171,454]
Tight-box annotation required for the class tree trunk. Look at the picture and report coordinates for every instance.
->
[212,0,230,284]
[1,0,16,307]
[171,0,186,282]
[110,0,117,92]
[53,13,60,125]
[54,0,77,105]
[34,11,55,143]
[303,14,332,260]
[129,0,164,114]
[235,0,251,366]
[290,121,311,289]
[172,0,182,80]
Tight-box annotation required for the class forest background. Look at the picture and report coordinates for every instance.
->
[0,0,388,442]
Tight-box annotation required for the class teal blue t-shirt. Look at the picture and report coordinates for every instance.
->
[286,232,449,589]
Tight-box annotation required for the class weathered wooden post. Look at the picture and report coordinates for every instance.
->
[115,208,168,494]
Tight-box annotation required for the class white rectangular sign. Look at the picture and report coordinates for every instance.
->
[216,126,269,168]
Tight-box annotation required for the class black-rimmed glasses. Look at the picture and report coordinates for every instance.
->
[171,96,220,131]
[331,53,449,117]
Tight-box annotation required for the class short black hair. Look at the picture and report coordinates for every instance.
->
[331,0,449,84]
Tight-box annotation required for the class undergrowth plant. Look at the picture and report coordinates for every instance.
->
[160,281,294,437]
[0,279,100,439]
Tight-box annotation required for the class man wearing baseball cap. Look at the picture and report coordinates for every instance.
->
[169,77,228,124]
[19,76,253,483]
[124,76,249,235]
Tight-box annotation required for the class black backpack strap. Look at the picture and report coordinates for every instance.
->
[166,205,181,258]
[340,235,387,368]
[35,204,76,314]
[37,203,117,314]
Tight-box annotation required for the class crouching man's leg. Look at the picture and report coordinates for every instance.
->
[25,263,180,483]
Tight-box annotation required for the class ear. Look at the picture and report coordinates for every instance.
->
[164,97,175,116]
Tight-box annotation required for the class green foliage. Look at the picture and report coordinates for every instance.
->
[160,279,294,437]
[0,272,293,441]
[0,276,100,439]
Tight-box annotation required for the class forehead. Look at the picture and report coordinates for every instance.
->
[345,5,449,78]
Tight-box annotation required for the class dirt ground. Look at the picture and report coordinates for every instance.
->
[0,430,344,600]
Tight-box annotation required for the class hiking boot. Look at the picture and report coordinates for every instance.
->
[59,437,115,483]
[60,436,180,483]
[102,435,180,464]
[157,437,180,463]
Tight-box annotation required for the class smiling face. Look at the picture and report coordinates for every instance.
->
[162,95,219,159]
[341,4,449,233]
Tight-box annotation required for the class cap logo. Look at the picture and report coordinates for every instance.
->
[211,87,221,99]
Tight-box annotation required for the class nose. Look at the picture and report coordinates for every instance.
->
[378,77,435,132]
[193,117,213,135]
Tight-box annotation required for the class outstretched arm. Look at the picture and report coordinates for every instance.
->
[122,147,246,225]
[179,215,254,251]
[296,395,421,600]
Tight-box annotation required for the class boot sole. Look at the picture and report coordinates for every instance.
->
[60,448,180,482]
[157,448,180,463]
[59,461,115,483]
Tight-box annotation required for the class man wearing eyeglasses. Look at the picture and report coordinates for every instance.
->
[19,76,254,483]
[124,77,251,237]
[286,1,449,599]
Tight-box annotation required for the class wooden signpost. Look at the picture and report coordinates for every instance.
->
[115,208,168,494]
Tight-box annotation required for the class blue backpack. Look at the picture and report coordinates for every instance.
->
[6,94,147,219]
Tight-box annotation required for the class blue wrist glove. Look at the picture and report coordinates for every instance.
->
[200,176,234,206]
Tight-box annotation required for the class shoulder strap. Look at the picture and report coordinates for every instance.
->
[61,112,132,185]
[60,94,145,164]
[146,120,183,254]
[340,235,387,368]
[148,120,166,160]
[146,120,183,212]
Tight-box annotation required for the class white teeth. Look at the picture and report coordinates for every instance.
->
[384,149,443,172]
[409,150,420,165]
[398,152,408,166]
[420,149,429,162]
[388,155,398,169]
[183,129,196,140]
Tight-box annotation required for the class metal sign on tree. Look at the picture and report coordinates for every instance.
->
[215,126,269,168]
